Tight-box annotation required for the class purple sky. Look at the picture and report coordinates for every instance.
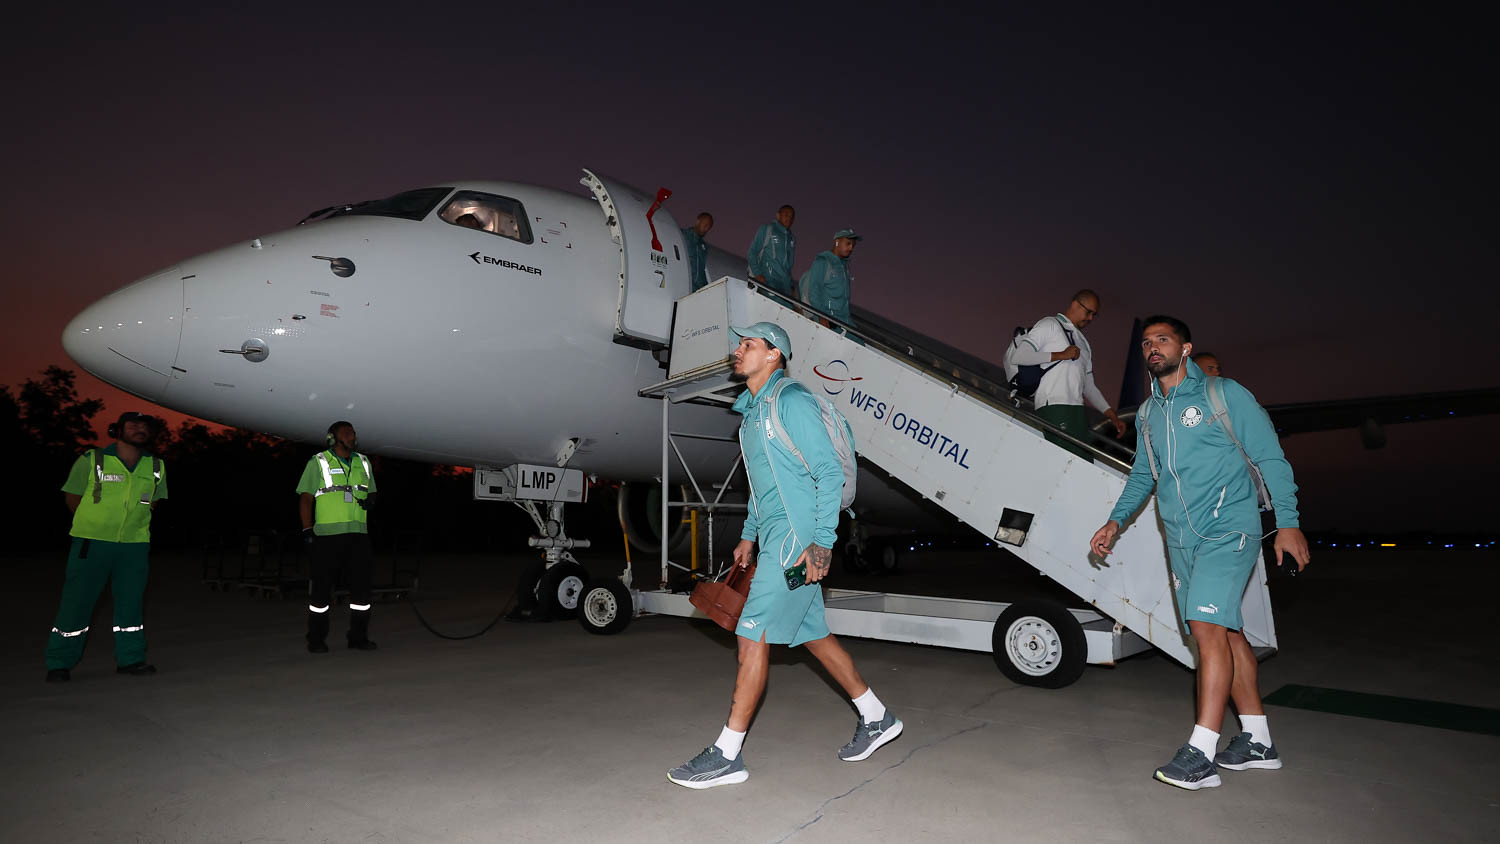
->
[4,4,1493,531]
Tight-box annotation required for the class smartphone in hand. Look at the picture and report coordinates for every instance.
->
[784,561,808,590]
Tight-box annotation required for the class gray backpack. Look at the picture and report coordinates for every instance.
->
[1138,376,1273,512]
[763,377,858,512]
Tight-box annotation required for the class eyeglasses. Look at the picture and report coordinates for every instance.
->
[1074,299,1098,318]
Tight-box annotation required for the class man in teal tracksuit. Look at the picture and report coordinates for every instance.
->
[680,212,714,292]
[1091,315,1310,791]
[799,228,860,326]
[746,205,797,297]
[46,411,167,682]
[668,322,901,789]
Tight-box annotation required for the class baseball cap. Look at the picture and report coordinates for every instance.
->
[730,321,793,360]
[833,228,863,242]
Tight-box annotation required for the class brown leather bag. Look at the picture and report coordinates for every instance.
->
[689,563,756,632]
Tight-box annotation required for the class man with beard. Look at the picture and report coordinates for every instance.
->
[1090,315,1310,791]
[667,322,901,789]
[46,412,167,682]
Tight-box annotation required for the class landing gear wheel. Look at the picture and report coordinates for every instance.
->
[537,561,589,620]
[577,577,633,635]
[991,600,1086,688]
[841,541,869,575]
[876,543,901,574]
[507,561,546,620]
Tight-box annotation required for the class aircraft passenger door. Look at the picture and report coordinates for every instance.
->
[581,169,689,348]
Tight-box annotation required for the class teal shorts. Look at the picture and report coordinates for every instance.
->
[737,519,829,646]
[1168,536,1259,630]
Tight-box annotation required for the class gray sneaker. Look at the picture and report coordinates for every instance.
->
[1215,732,1282,771]
[1153,743,1222,790]
[839,712,904,761]
[667,745,748,789]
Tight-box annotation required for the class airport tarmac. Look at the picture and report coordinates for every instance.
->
[2,544,1497,843]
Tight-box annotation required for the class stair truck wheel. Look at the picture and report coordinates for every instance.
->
[578,577,633,635]
[991,600,1087,688]
[538,561,589,620]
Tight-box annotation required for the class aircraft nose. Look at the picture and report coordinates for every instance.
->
[61,267,184,402]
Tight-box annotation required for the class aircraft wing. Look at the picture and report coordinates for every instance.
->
[1264,388,1500,438]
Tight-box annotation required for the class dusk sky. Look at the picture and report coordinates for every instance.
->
[4,4,1493,531]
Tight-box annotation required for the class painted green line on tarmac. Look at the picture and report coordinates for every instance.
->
[1265,684,1500,736]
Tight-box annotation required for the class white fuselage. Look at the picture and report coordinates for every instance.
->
[62,178,746,479]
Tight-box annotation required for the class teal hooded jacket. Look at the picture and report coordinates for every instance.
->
[680,226,709,291]
[735,370,842,561]
[1109,357,1300,548]
[799,250,852,325]
[747,222,796,296]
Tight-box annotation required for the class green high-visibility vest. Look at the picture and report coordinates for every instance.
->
[69,449,164,543]
[308,450,374,535]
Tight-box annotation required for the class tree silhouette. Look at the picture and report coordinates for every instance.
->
[2,367,105,550]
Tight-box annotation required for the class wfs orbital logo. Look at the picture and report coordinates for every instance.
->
[812,359,863,396]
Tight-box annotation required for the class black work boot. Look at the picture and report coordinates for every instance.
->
[347,609,377,650]
[307,610,330,653]
[116,662,157,676]
[46,668,70,683]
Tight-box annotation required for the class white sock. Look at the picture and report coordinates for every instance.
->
[852,687,886,724]
[714,725,746,761]
[1188,724,1220,758]
[1239,714,1272,747]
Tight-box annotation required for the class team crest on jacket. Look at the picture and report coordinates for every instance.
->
[1180,406,1204,427]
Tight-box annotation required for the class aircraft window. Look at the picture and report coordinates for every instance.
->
[325,187,453,222]
[438,191,533,243]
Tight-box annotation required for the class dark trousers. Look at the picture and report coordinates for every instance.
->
[306,533,373,645]
[46,538,150,669]
[1036,403,1094,463]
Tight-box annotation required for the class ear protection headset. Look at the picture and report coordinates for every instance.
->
[108,413,156,439]
[326,421,354,448]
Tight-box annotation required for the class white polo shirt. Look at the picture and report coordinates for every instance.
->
[1011,314,1111,411]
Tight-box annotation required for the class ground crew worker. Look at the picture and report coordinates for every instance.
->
[747,205,796,297]
[681,212,714,291]
[668,322,901,789]
[1090,315,1310,791]
[297,421,379,653]
[1008,289,1126,459]
[45,411,167,682]
[799,228,861,326]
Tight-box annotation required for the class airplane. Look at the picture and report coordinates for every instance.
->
[58,171,946,584]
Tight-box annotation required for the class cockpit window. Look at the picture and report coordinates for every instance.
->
[325,187,453,222]
[438,191,533,243]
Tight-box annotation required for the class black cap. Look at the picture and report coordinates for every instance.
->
[113,411,158,430]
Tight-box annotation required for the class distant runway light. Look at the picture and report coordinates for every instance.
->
[1379,543,1396,547]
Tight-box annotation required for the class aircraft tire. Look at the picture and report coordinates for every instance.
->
[538,561,589,620]
[513,561,545,612]
[841,541,869,575]
[877,543,901,574]
[991,600,1086,688]
[577,578,632,635]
